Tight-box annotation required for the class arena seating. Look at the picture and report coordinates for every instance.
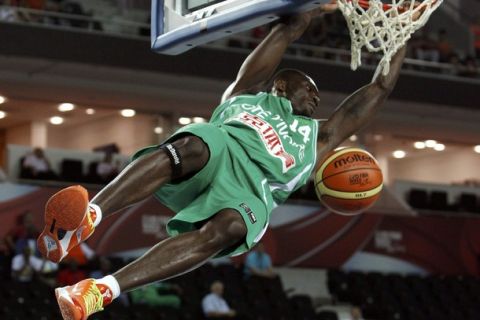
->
[429,190,451,211]
[407,188,480,213]
[327,269,480,320]
[8,266,480,319]
[457,193,478,212]
[0,280,58,320]
[316,310,339,320]
[0,263,351,320]
[407,189,429,210]
[1,1,479,78]
[60,159,84,182]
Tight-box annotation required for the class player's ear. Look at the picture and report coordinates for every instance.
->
[272,79,287,97]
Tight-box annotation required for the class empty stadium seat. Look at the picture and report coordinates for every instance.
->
[327,270,480,320]
[407,189,429,209]
[60,158,84,182]
[429,190,450,211]
[289,294,316,320]
[456,193,478,213]
[85,161,104,184]
[317,310,338,320]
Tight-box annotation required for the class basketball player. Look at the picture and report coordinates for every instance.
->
[37,2,413,319]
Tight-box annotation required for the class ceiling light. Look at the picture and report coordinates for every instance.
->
[0,96,6,104]
[373,134,383,141]
[425,140,437,148]
[50,116,64,125]
[193,117,206,123]
[392,150,406,159]
[414,141,426,149]
[154,126,164,134]
[434,144,445,151]
[86,108,95,115]
[178,117,192,125]
[0,111,6,119]
[349,135,358,142]
[474,145,480,154]
[120,109,136,117]
[58,103,75,112]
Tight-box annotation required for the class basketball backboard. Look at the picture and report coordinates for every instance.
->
[151,0,330,55]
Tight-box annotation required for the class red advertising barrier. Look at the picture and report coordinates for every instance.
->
[1,185,479,275]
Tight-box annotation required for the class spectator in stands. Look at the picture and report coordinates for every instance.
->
[11,245,38,282]
[25,0,45,10]
[446,53,462,76]
[5,211,39,255]
[244,242,276,279]
[60,0,89,28]
[0,165,6,181]
[11,245,57,282]
[43,0,62,25]
[4,213,46,281]
[130,282,182,309]
[324,11,349,48]
[471,16,480,59]
[300,17,328,58]
[331,38,351,64]
[21,147,57,180]
[307,17,327,46]
[249,25,269,49]
[0,239,13,280]
[411,31,440,63]
[436,29,453,63]
[22,0,46,22]
[458,56,479,78]
[57,260,87,286]
[0,0,21,22]
[350,306,365,320]
[97,152,119,183]
[202,280,237,319]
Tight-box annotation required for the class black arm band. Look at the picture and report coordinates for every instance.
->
[159,143,183,180]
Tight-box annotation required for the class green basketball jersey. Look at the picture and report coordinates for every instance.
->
[210,92,319,205]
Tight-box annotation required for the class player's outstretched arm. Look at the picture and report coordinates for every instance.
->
[221,3,338,102]
[316,45,407,162]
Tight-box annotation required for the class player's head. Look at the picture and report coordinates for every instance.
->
[211,281,224,295]
[33,147,44,158]
[254,242,266,253]
[271,69,320,117]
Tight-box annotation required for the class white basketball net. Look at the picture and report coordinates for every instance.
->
[337,0,443,76]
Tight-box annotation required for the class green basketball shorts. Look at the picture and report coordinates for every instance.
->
[132,123,275,257]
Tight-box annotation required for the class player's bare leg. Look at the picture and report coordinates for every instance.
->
[114,208,246,290]
[55,208,247,320]
[92,135,209,217]
[40,134,247,320]
[37,135,209,262]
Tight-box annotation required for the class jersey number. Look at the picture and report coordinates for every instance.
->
[289,119,311,144]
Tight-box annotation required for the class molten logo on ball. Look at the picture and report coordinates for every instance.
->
[333,153,374,168]
[314,147,383,216]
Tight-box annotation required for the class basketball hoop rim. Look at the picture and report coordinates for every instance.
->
[348,0,439,12]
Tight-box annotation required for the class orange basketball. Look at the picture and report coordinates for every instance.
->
[314,147,383,216]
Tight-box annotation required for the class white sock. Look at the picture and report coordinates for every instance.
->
[89,203,103,227]
[96,275,120,300]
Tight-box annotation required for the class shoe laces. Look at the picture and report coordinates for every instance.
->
[82,281,104,316]
[87,208,96,228]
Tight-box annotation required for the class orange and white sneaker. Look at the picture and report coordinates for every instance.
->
[56,278,112,320]
[37,185,100,263]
